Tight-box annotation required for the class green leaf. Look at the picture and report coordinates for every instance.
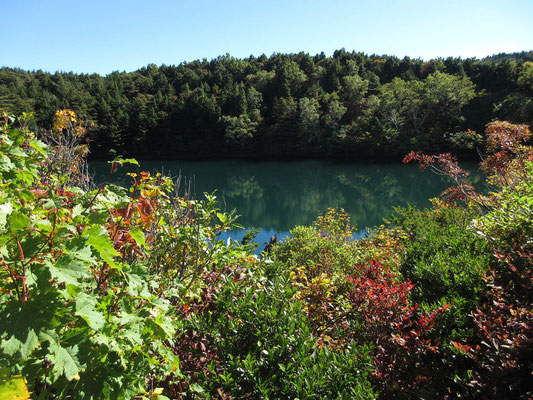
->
[71,204,84,219]
[48,257,90,287]
[19,329,39,360]
[29,140,47,156]
[0,154,15,171]
[122,324,143,347]
[129,228,146,247]
[127,273,151,297]
[86,225,119,266]
[15,169,36,186]
[109,157,139,167]
[65,240,98,265]
[0,301,50,359]
[1,336,22,357]
[148,314,175,339]
[189,383,204,393]
[39,331,82,381]
[7,146,27,157]
[51,343,82,381]
[64,240,97,265]
[34,218,53,235]
[9,211,30,234]
[75,293,105,331]
[0,202,13,229]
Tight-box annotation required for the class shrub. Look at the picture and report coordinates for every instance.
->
[272,209,450,399]
[341,261,449,399]
[273,208,361,282]
[167,262,377,399]
[402,120,533,398]
[457,162,533,399]
[392,205,490,308]
[0,110,255,399]
[0,111,183,398]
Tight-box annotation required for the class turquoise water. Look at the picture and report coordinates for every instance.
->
[91,160,482,250]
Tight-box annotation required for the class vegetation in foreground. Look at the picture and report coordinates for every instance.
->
[0,109,531,399]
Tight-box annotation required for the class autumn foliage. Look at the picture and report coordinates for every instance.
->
[402,120,532,398]
[1,110,531,399]
[344,261,450,397]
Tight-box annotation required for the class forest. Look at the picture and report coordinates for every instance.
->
[1,50,532,160]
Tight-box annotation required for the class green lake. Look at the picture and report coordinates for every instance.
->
[91,160,482,250]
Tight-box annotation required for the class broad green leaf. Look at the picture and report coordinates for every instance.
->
[48,257,90,287]
[109,157,139,167]
[29,139,47,156]
[86,226,119,266]
[64,240,97,265]
[93,332,112,347]
[217,212,228,225]
[117,310,142,327]
[127,273,150,297]
[71,204,84,219]
[14,169,35,186]
[0,302,49,359]
[19,329,38,360]
[9,211,30,233]
[50,343,82,381]
[39,331,82,381]
[0,154,15,171]
[33,219,52,235]
[75,293,105,331]
[1,336,22,357]
[189,383,204,393]
[148,315,175,339]
[129,228,145,247]
[123,325,143,346]
[7,146,27,157]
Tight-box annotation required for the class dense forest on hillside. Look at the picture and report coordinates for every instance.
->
[1,50,532,160]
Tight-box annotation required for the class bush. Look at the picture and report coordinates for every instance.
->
[458,162,533,399]
[0,110,249,399]
[167,262,377,399]
[273,209,451,398]
[343,261,449,399]
[401,121,533,398]
[273,208,361,280]
[0,111,180,398]
[392,204,490,308]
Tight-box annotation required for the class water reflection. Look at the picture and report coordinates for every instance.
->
[90,160,483,247]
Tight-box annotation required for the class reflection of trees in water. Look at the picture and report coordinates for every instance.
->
[326,170,396,226]
[222,176,267,224]
[280,185,347,228]
[90,160,483,233]
[379,176,404,200]
[224,176,264,199]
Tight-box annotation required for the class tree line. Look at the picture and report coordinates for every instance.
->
[1,50,532,160]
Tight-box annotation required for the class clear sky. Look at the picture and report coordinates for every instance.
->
[3,0,532,75]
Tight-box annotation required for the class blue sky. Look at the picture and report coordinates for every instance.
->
[3,0,532,75]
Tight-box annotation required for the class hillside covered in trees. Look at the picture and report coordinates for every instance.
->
[1,50,532,160]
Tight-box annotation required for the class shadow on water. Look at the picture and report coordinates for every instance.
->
[90,160,483,252]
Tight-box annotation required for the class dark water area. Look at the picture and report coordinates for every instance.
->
[90,160,483,250]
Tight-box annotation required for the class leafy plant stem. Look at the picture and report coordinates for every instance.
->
[81,163,116,216]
